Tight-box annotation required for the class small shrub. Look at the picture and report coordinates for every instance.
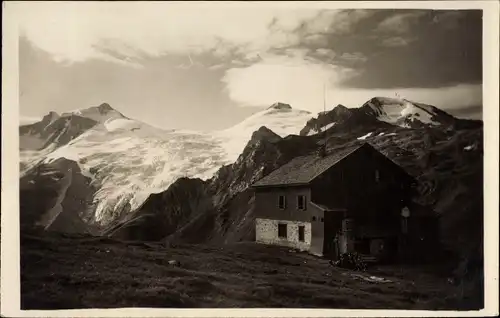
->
[335,252,367,271]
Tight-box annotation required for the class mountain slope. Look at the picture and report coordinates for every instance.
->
[300,104,392,136]
[360,97,480,129]
[19,102,313,229]
[19,97,484,310]
[20,157,99,234]
[114,115,483,265]
[108,126,320,242]
[61,103,127,123]
[20,114,99,151]
[214,102,312,160]
[19,103,128,151]
[20,98,483,256]
[301,98,481,136]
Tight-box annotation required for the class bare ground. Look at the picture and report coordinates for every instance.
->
[20,230,482,310]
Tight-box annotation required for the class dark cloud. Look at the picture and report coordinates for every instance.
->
[296,10,482,89]
[20,8,483,128]
[448,104,483,120]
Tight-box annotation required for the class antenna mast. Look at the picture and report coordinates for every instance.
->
[322,81,327,154]
[317,79,328,157]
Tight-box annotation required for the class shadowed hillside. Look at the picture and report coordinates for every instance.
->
[118,121,483,261]
[20,230,483,310]
[19,98,485,310]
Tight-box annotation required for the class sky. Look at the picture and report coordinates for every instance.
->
[16,3,483,130]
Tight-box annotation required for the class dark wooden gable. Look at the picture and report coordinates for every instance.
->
[252,143,365,188]
[252,142,416,189]
[310,143,416,213]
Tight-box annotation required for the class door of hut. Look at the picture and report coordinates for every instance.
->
[322,212,342,260]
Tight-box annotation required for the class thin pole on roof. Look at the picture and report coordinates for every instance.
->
[323,81,326,115]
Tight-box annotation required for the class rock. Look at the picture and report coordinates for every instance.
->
[168,260,180,266]
[268,102,292,110]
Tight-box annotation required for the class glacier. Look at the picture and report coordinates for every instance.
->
[20,103,313,224]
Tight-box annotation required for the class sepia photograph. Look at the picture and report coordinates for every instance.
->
[1,1,499,316]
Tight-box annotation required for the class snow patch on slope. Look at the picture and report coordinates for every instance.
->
[400,100,439,125]
[20,103,311,225]
[365,97,441,127]
[42,121,229,223]
[357,132,373,140]
[61,103,125,124]
[464,144,477,151]
[105,118,141,132]
[306,122,337,136]
[214,105,312,161]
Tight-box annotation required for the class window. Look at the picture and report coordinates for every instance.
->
[278,195,286,209]
[312,216,317,221]
[278,223,287,238]
[320,217,324,222]
[298,226,305,242]
[297,195,306,210]
[375,169,380,182]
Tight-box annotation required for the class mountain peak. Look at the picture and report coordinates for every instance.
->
[40,111,60,126]
[98,103,114,112]
[61,103,126,123]
[249,126,282,144]
[361,96,459,128]
[331,104,351,114]
[268,102,292,110]
[44,111,60,119]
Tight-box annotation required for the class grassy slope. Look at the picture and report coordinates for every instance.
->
[21,231,481,310]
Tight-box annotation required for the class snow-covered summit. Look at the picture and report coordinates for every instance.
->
[268,102,293,110]
[41,111,61,126]
[19,97,481,232]
[20,101,313,225]
[215,103,312,160]
[361,97,456,128]
[62,103,127,123]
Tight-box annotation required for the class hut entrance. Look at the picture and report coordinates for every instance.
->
[322,212,343,260]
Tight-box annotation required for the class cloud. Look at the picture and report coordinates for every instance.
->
[448,104,482,119]
[222,54,481,116]
[16,4,482,127]
[335,10,481,89]
[381,36,416,47]
[14,2,337,66]
[432,11,463,29]
[328,9,376,34]
[376,11,427,34]
[315,48,336,57]
[208,64,226,71]
[222,54,360,109]
[339,52,368,63]
[14,3,380,69]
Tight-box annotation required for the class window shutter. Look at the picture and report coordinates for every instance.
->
[297,195,307,210]
[279,195,287,209]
